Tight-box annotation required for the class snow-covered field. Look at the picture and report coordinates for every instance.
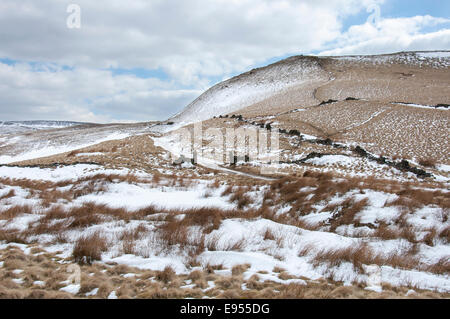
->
[0,121,88,135]
[0,161,448,294]
[0,123,150,164]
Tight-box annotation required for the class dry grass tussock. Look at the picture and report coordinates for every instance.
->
[0,205,32,220]
[418,158,436,168]
[72,232,109,265]
[312,242,421,273]
[328,198,369,231]
[0,189,15,200]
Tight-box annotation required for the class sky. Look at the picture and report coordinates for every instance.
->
[0,0,449,123]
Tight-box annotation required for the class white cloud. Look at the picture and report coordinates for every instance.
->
[0,0,382,82]
[0,62,201,123]
[319,15,450,56]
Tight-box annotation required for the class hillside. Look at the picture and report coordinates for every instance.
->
[171,51,449,124]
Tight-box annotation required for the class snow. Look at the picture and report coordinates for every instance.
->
[406,289,416,296]
[75,152,104,157]
[86,288,99,296]
[59,284,81,295]
[0,121,86,135]
[0,132,132,164]
[0,243,32,254]
[381,266,450,293]
[0,164,132,182]
[102,254,188,274]
[107,291,118,299]
[1,181,449,292]
[306,155,356,166]
[335,51,450,68]
[365,285,382,293]
[394,102,449,110]
[75,181,235,211]
[300,212,333,224]
[1,214,41,231]
[416,52,450,59]
[437,164,450,173]
[168,57,328,125]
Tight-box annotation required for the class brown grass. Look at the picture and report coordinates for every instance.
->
[263,228,276,241]
[0,229,28,244]
[228,188,253,209]
[329,198,369,231]
[1,245,449,299]
[418,158,436,168]
[374,223,401,240]
[426,257,450,275]
[231,264,250,276]
[438,226,450,243]
[0,189,15,200]
[155,266,176,284]
[312,242,419,273]
[72,232,108,265]
[0,205,32,220]
[188,270,204,282]
[221,185,234,197]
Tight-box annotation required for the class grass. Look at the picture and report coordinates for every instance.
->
[229,188,253,209]
[374,222,401,240]
[1,163,449,297]
[231,264,250,276]
[426,257,450,275]
[155,266,176,284]
[0,229,28,244]
[418,158,436,168]
[0,189,15,200]
[312,242,420,273]
[72,232,108,265]
[438,226,450,243]
[0,245,448,299]
[263,228,276,241]
[329,198,369,231]
[0,205,32,220]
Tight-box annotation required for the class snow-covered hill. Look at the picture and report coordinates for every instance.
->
[169,56,329,125]
[168,51,450,126]
[0,120,89,135]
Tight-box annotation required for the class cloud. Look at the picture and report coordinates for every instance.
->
[319,15,450,56]
[0,62,201,122]
[0,0,382,82]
